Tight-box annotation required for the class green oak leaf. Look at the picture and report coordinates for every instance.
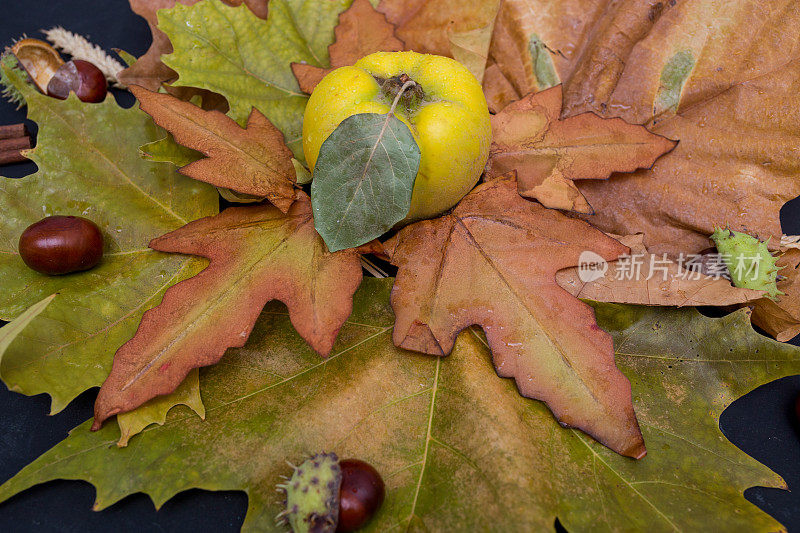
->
[311,113,420,252]
[160,0,355,159]
[0,58,218,415]
[0,278,792,531]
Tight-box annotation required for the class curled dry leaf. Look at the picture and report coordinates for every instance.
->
[377,0,500,59]
[291,0,404,94]
[752,249,800,342]
[386,174,645,458]
[118,0,268,91]
[132,86,297,212]
[557,234,764,307]
[486,86,677,214]
[92,194,367,429]
[448,22,497,85]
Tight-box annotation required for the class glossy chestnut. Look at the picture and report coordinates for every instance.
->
[47,60,107,103]
[336,459,385,532]
[18,216,104,275]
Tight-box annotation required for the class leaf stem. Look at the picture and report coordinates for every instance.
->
[388,80,417,116]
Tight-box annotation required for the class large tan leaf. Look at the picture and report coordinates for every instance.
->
[291,0,404,94]
[132,86,298,212]
[557,234,764,306]
[487,86,676,213]
[386,174,645,457]
[92,194,365,429]
[488,0,800,258]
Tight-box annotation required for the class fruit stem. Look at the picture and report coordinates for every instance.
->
[388,79,417,116]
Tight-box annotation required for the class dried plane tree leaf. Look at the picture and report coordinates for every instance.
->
[132,86,297,212]
[448,22,496,83]
[557,234,764,306]
[386,174,645,458]
[486,86,676,213]
[482,62,521,113]
[291,0,404,94]
[92,194,366,429]
[118,0,268,90]
[485,1,800,260]
[0,278,793,531]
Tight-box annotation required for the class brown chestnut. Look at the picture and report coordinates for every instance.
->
[18,216,104,275]
[336,459,385,532]
[46,60,107,103]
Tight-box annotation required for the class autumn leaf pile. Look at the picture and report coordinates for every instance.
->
[1,0,799,531]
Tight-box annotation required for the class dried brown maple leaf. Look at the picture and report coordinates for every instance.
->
[118,0,268,91]
[291,0,403,94]
[132,85,297,212]
[385,173,645,458]
[92,193,366,429]
[486,86,677,213]
[557,234,764,306]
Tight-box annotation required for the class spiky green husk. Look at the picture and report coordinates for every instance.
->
[0,53,28,108]
[277,452,342,533]
[711,228,783,300]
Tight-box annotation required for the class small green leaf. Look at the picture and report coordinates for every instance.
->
[311,113,421,252]
[0,295,56,356]
[528,33,560,90]
[113,48,137,68]
[139,135,201,167]
[292,158,313,185]
[116,368,205,447]
[654,50,695,115]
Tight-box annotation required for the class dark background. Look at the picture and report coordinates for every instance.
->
[0,1,797,531]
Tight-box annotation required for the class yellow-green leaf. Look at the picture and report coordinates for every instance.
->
[0,279,792,531]
[0,57,217,414]
[160,0,355,159]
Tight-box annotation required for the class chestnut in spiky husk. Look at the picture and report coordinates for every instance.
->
[278,454,385,532]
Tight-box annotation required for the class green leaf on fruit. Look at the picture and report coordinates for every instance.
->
[0,58,218,415]
[0,278,792,531]
[311,113,420,252]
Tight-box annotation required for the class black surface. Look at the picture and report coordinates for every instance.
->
[0,1,798,531]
